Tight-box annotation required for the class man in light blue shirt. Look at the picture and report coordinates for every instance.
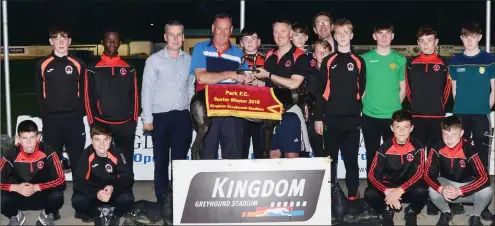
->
[190,13,251,160]
[140,20,194,208]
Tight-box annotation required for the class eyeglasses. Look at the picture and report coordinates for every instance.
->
[315,20,331,26]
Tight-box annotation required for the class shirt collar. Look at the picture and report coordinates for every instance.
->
[272,45,296,57]
[162,46,184,59]
[208,39,233,52]
[50,51,69,59]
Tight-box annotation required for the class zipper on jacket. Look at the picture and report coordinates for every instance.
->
[97,100,103,114]
[451,158,453,168]
[425,63,428,72]
[112,66,115,76]
[30,162,33,172]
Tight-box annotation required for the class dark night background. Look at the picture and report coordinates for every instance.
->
[6,0,495,46]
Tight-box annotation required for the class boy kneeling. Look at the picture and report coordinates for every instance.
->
[1,120,65,225]
[425,116,492,226]
[365,109,428,226]
[72,123,134,225]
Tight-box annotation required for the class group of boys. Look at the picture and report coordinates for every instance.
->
[1,27,137,225]
[1,10,494,226]
[238,12,494,226]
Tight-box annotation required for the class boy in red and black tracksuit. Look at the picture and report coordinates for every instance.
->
[406,26,450,150]
[425,116,492,226]
[72,123,134,224]
[1,120,65,225]
[365,109,428,226]
[85,29,138,171]
[240,27,266,159]
[35,27,86,173]
[314,19,365,200]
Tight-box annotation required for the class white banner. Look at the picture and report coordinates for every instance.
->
[15,115,495,182]
[172,158,331,225]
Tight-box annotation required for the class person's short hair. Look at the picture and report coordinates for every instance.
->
[240,26,260,39]
[272,19,292,28]
[373,22,394,33]
[461,21,482,36]
[417,25,437,39]
[49,27,71,38]
[213,13,233,25]
[90,123,112,138]
[103,27,121,39]
[312,11,333,27]
[391,109,413,124]
[441,115,463,131]
[292,22,309,35]
[334,18,353,32]
[165,20,184,33]
[312,39,332,52]
[17,120,39,134]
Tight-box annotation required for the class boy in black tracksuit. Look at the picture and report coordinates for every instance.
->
[405,26,451,216]
[365,110,428,226]
[314,19,365,200]
[305,40,331,160]
[425,116,492,226]
[72,123,134,224]
[35,27,86,173]
[85,29,138,171]
[1,120,65,225]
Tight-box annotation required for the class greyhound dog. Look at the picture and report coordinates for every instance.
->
[189,84,316,160]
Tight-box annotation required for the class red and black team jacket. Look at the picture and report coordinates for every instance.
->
[405,53,451,117]
[85,54,139,125]
[0,143,66,191]
[425,140,489,197]
[314,52,366,120]
[368,138,425,192]
[35,52,86,118]
[306,58,321,95]
[74,145,134,198]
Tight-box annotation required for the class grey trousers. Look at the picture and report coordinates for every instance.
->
[428,177,493,216]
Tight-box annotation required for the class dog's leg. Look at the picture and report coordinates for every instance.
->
[262,120,277,158]
[190,91,211,160]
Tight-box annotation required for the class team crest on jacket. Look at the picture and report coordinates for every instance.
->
[459,159,466,168]
[433,64,440,72]
[389,63,397,70]
[310,59,316,67]
[37,161,44,170]
[479,67,485,74]
[285,60,291,67]
[347,62,354,71]
[406,153,414,162]
[105,164,113,173]
[65,65,73,75]
[120,68,127,76]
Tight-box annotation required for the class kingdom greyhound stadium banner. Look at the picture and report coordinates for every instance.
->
[172,158,331,225]
[15,115,495,181]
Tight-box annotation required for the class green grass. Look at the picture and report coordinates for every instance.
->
[1,58,146,135]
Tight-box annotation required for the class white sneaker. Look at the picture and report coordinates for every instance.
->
[36,210,55,225]
[8,211,26,226]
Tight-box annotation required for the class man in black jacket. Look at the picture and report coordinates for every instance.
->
[71,123,134,224]
[35,27,86,173]
[85,28,139,171]
[1,120,65,225]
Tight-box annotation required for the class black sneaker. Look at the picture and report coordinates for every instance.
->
[450,203,465,215]
[436,212,453,226]
[427,201,439,216]
[74,212,94,223]
[381,208,395,226]
[404,206,418,226]
[468,215,482,226]
[53,210,61,221]
[331,183,347,220]
[481,208,493,221]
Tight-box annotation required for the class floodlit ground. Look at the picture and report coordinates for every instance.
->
[1,179,494,225]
